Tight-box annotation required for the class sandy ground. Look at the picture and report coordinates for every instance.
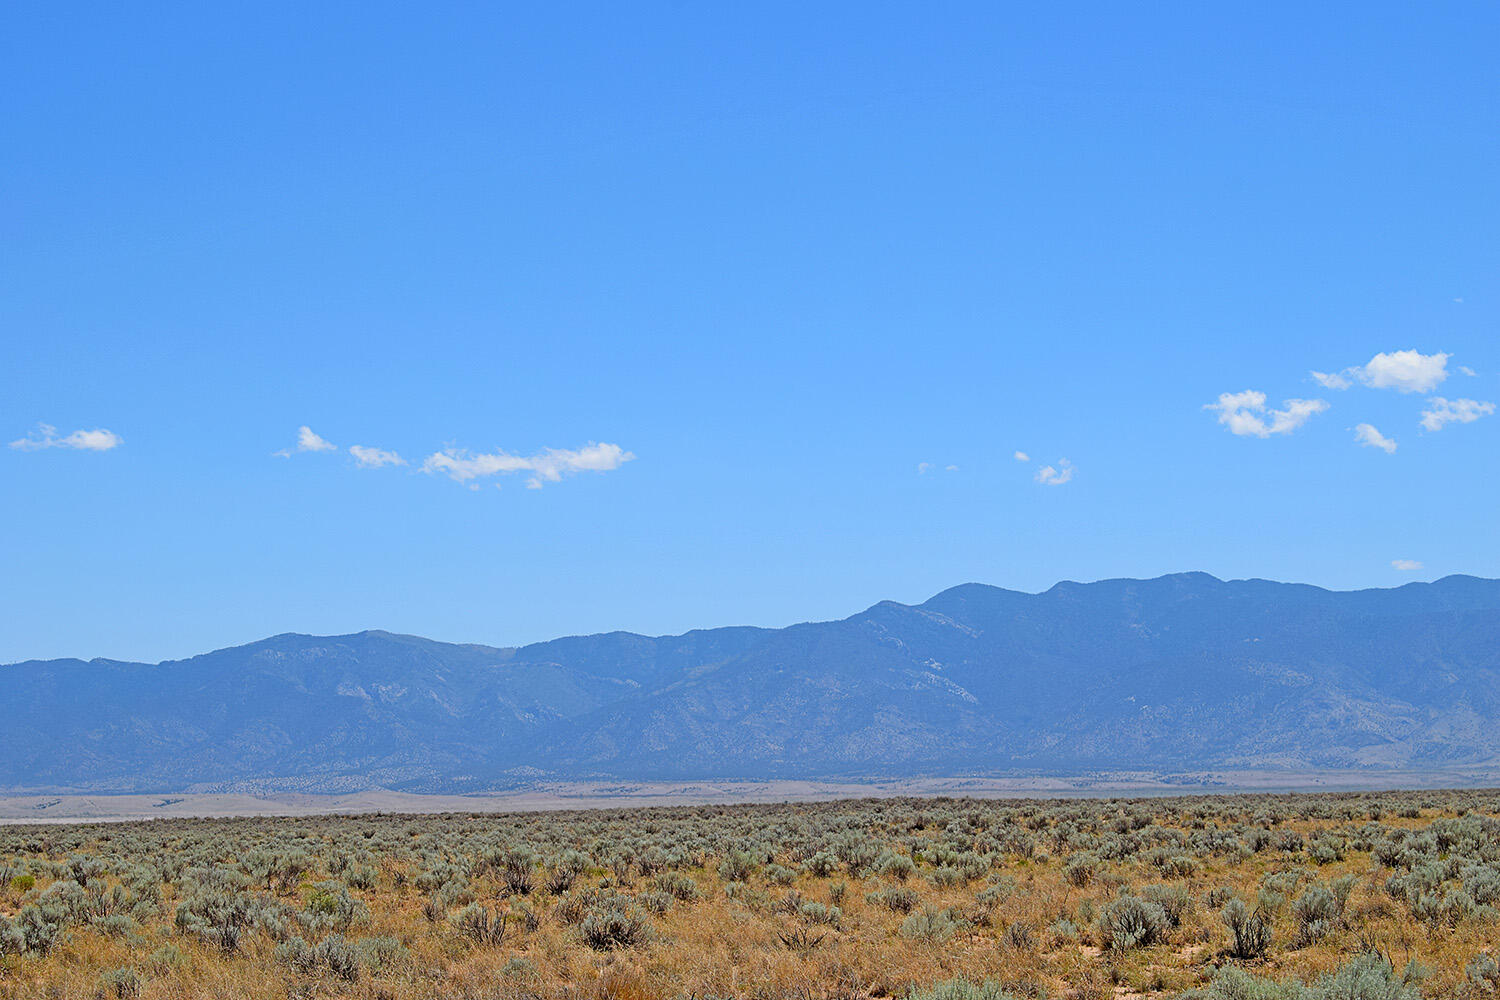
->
[3,768,1499,823]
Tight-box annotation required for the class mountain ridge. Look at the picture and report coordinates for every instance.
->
[10,572,1493,670]
[6,572,1499,794]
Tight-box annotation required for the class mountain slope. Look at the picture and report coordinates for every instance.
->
[4,574,1499,793]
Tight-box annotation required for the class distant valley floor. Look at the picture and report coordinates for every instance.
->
[5,767,1500,823]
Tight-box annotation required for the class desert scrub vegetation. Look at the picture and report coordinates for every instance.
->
[0,790,1499,998]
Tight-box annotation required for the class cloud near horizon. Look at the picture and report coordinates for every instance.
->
[9,424,122,452]
[1205,391,1329,438]
[1391,559,1423,571]
[422,441,635,489]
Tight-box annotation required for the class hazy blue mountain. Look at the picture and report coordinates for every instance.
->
[5,573,1499,793]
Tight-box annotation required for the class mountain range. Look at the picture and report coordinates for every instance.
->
[5,573,1499,794]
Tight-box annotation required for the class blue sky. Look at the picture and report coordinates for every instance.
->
[4,3,1496,663]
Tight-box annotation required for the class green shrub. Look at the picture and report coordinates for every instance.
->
[801,852,838,878]
[276,933,361,981]
[653,871,699,901]
[546,850,589,894]
[1291,886,1338,946]
[274,935,317,975]
[1463,864,1500,905]
[300,881,368,933]
[905,979,1026,1000]
[503,955,539,979]
[497,847,536,895]
[900,907,967,943]
[355,933,407,972]
[1063,853,1097,888]
[1142,884,1193,928]
[346,865,377,890]
[762,864,797,886]
[1098,893,1168,951]
[16,904,61,956]
[879,853,916,882]
[718,850,756,883]
[580,899,652,950]
[0,915,24,956]
[314,934,359,982]
[451,903,506,946]
[638,890,673,915]
[99,966,142,999]
[798,900,840,927]
[1468,951,1500,989]
[867,885,918,913]
[1190,953,1424,1000]
[1221,897,1271,960]
[145,944,186,973]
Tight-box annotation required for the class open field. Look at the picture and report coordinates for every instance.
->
[3,790,1500,999]
[7,769,1500,823]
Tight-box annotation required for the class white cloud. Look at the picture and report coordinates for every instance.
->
[9,423,122,452]
[1315,350,1451,395]
[422,441,635,489]
[1035,459,1074,486]
[276,425,337,457]
[1310,370,1352,390]
[945,464,959,472]
[1420,397,1495,431]
[349,445,406,468]
[1013,451,1030,462]
[298,426,336,452]
[1204,391,1329,438]
[1353,423,1397,454]
[1391,559,1423,572]
[916,462,932,474]
[1459,365,1478,377]
[1361,350,1449,393]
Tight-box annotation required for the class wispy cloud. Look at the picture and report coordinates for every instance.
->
[1391,559,1423,572]
[1205,391,1329,438]
[1035,459,1074,486]
[349,445,406,468]
[275,425,337,457]
[1013,451,1030,462]
[1420,397,1495,432]
[1310,370,1353,390]
[9,423,122,452]
[1353,423,1397,454]
[422,441,635,489]
[916,462,932,474]
[1313,350,1451,395]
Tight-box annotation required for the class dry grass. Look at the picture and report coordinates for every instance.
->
[1,789,1498,999]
